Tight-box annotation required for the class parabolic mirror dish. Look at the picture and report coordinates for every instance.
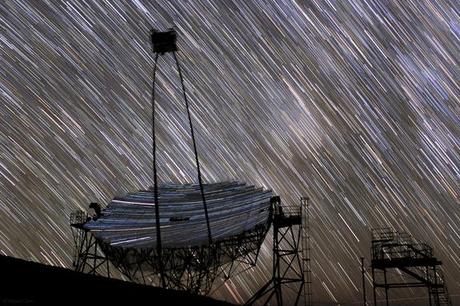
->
[84,181,273,249]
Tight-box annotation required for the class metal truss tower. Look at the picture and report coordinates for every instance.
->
[371,228,451,306]
[246,196,307,306]
[70,210,110,277]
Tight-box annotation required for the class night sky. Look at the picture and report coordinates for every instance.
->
[1,1,460,304]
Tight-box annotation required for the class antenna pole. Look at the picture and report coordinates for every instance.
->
[173,52,212,245]
[361,257,367,306]
[302,196,312,306]
[151,51,166,288]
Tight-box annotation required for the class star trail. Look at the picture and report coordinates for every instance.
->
[1,1,460,304]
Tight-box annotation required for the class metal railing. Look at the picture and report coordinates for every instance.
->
[274,204,302,218]
[371,228,434,261]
